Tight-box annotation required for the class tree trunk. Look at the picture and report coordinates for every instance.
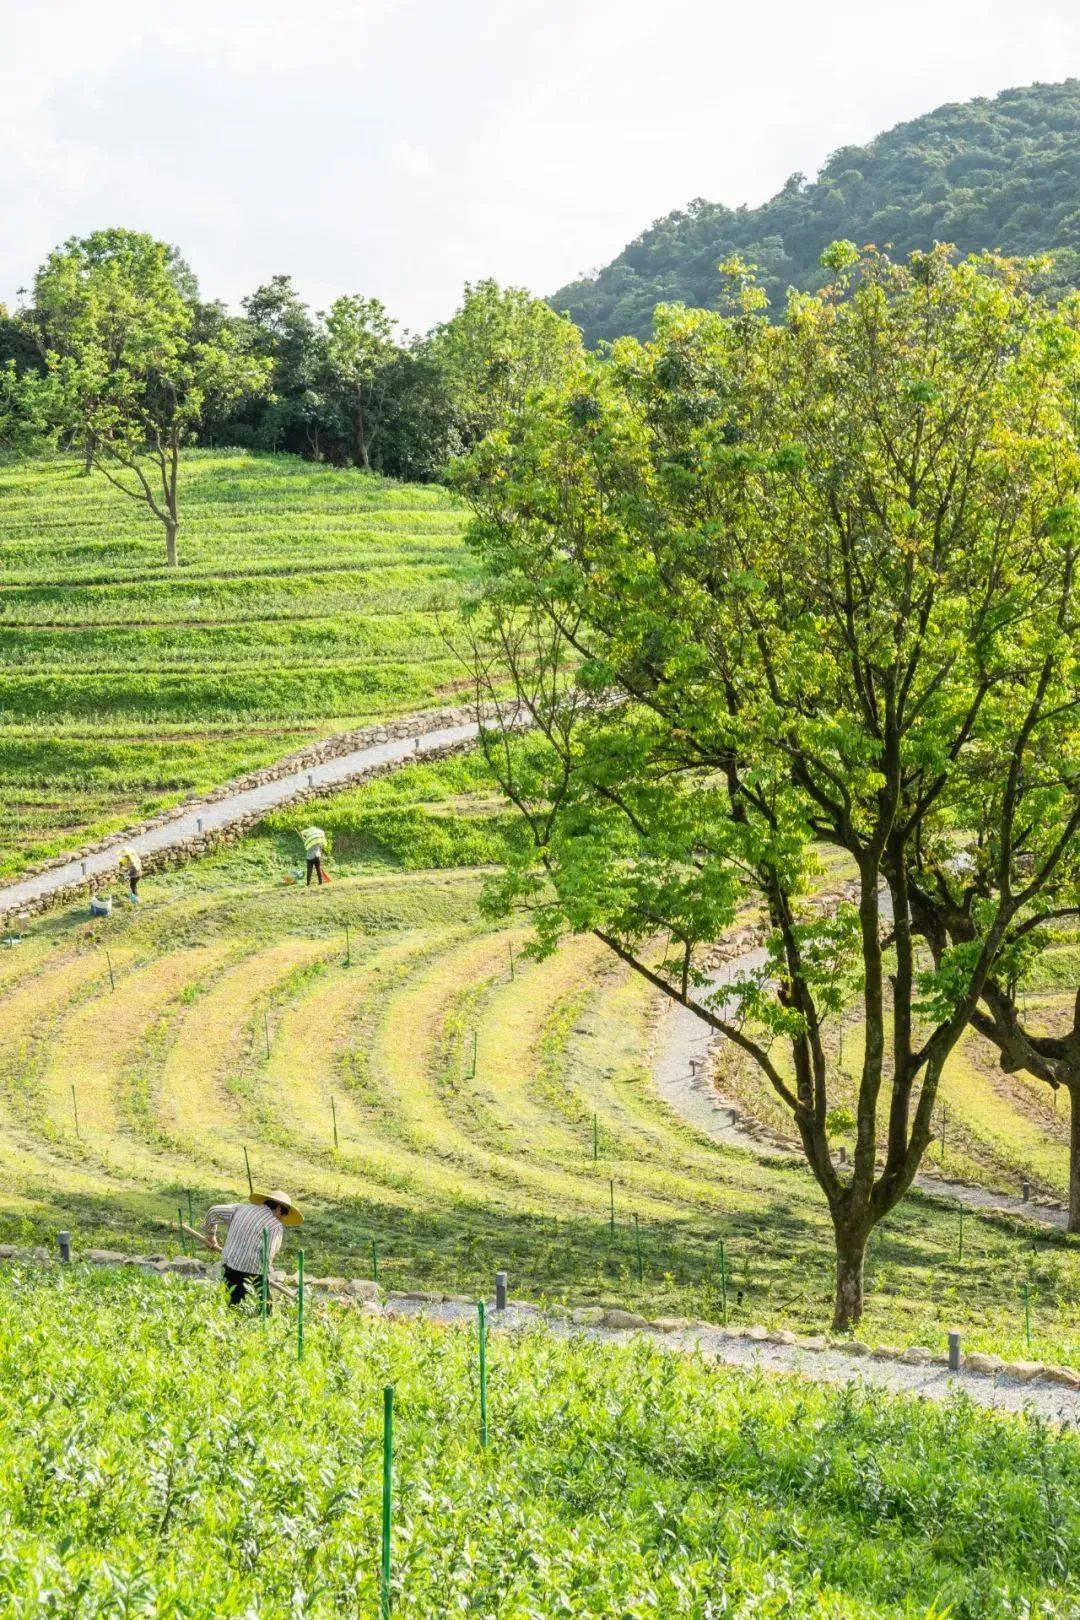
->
[165,518,178,568]
[1069,1084,1080,1235]
[832,1216,868,1332]
[82,437,95,475]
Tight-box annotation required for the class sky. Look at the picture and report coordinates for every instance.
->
[3,0,1079,334]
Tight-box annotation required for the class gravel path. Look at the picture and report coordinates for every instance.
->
[0,716,481,917]
[384,1295,1080,1423]
[653,931,1070,1230]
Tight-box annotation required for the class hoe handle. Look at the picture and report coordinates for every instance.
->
[180,1220,298,1302]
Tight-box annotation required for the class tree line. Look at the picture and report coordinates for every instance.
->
[0,227,582,565]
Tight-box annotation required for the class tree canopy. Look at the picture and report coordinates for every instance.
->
[460,244,1080,1327]
[552,80,1080,343]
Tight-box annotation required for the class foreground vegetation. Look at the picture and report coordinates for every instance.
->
[0,450,472,872]
[0,754,1076,1365]
[0,1266,1076,1618]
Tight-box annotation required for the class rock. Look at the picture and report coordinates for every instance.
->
[601,1309,649,1331]
[84,1249,130,1265]
[546,1304,571,1320]
[871,1345,904,1361]
[963,1352,1004,1375]
[306,1276,351,1293]
[796,1335,828,1352]
[159,1257,206,1276]
[345,1278,381,1302]
[570,1306,605,1326]
[652,1316,692,1333]
[1001,1360,1046,1383]
[769,1329,798,1346]
[1039,1365,1080,1389]
[844,1341,872,1357]
[899,1346,933,1365]
[744,1325,769,1342]
[0,1245,18,1259]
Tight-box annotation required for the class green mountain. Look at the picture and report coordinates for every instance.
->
[552,80,1080,344]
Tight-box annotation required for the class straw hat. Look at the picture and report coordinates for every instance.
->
[250,1189,303,1226]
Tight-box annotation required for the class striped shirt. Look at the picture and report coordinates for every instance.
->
[204,1202,283,1274]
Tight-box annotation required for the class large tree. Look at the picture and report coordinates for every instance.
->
[458,245,1080,1329]
[31,229,268,565]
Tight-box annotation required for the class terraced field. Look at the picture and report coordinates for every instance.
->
[0,758,1077,1362]
[0,450,473,873]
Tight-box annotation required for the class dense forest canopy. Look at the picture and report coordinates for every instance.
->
[551,79,1080,343]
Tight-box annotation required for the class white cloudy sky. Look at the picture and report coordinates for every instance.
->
[3,0,1078,332]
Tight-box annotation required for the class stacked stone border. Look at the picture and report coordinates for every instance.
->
[3,1243,1076,1395]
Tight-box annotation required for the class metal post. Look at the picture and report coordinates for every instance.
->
[345,923,351,966]
[297,1249,305,1362]
[71,1084,80,1140]
[197,816,203,834]
[331,1094,339,1150]
[478,1300,488,1448]
[495,1270,507,1312]
[593,1112,598,1163]
[263,1009,270,1060]
[106,951,115,992]
[634,1213,643,1283]
[838,1144,846,1165]
[948,1331,961,1372]
[1023,1284,1032,1349]
[381,1385,394,1618]
[308,772,314,788]
[508,943,514,980]
[178,1207,188,1255]
[260,1229,269,1322]
[609,1179,615,1236]
[57,1231,71,1264]
[371,1237,379,1281]
[243,1145,253,1194]
[1022,1180,1031,1202]
[470,1029,477,1078]
[719,1237,728,1325]
[958,1205,964,1265]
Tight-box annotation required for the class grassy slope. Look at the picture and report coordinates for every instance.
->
[2,1269,1077,1619]
[0,450,473,873]
[0,755,1077,1366]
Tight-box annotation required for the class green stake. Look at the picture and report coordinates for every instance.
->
[381,1385,394,1619]
[331,1094,339,1150]
[719,1238,728,1325]
[478,1299,489,1448]
[592,1112,598,1163]
[71,1084,80,1141]
[371,1236,379,1281]
[609,1179,615,1237]
[243,1145,253,1194]
[470,1029,478,1078]
[106,950,115,992]
[634,1212,643,1284]
[263,1008,270,1060]
[178,1207,187,1255]
[1023,1283,1033,1350]
[186,1188,194,1230]
[297,1249,305,1361]
[957,1205,964,1265]
[345,923,351,966]
[508,943,514,980]
[260,1229,269,1323]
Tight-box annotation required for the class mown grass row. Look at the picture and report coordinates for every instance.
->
[0,756,1076,1364]
[3,1269,1075,1618]
[0,450,474,871]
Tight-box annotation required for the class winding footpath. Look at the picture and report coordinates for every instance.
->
[0,714,482,920]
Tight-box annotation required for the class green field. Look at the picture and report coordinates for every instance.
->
[0,754,1076,1366]
[1,1266,1075,1619]
[0,451,473,874]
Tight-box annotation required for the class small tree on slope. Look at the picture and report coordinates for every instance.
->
[457,245,1080,1331]
[31,229,268,566]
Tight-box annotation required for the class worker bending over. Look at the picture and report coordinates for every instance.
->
[203,1188,303,1309]
[120,847,142,902]
[301,825,328,886]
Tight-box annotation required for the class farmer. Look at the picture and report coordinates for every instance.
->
[301,825,328,886]
[120,847,142,902]
[202,1189,303,1309]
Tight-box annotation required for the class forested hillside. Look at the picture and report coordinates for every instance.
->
[552,80,1080,343]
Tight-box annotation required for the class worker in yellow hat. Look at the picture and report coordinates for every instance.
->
[202,1189,303,1309]
[120,847,142,903]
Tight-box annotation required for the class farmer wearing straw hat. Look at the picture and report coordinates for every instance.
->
[120,847,142,902]
[202,1190,303,1309]
[300,826,328,886]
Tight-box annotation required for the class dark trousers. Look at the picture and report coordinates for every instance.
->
[223,1264,269,1311]
[128,871,139,897]
[306,857,325,886]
